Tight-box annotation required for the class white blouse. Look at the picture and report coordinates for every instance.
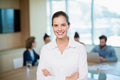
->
[37,39,88,80]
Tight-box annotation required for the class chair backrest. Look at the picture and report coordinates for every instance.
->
[13,57,23,69]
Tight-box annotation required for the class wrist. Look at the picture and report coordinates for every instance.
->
[66,76,71,80]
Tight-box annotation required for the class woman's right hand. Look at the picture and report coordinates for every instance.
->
[66,72,79,80]
[42,69,51,77]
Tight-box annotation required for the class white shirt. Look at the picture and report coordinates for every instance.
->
[29,50,34,61]
[37,39,88,80]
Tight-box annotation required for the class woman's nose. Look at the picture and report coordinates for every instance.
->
[58,26,62,30]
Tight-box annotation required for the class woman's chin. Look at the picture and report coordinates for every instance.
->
[57,37,63,39]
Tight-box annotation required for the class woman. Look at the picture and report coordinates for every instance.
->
[74,32,85,45]
[23,36,39,66]
[37,11,88,80]
[43,33,51,44]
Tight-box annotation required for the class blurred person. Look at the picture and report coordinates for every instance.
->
[43,33,51,44]
[91,35,118,62]
[37,11,88,80]
[74,32,85,45]
[23,36,39,66]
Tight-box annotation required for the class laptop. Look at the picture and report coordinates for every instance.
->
[87,52,100,63]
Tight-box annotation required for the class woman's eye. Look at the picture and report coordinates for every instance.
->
[53,24,58,27]
[62,24,66,27]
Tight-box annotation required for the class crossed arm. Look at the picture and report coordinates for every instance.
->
[42,69,79,80]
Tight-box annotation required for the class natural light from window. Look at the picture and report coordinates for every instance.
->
[47,0,120,47]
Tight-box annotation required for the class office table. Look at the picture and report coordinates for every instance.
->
[0,62,120,80]
[0,66,37,80]
[88,62,120,80]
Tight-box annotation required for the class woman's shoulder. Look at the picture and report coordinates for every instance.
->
[70,39,85,48]
[23,49,29,54]
[41,41,55,50]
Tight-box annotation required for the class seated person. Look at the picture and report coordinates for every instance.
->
[91,35,118,62]
[23,36,39,66]
[43,33,51,44]
[74,32,85,45]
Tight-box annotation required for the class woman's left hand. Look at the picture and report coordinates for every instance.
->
[42,69,51,77]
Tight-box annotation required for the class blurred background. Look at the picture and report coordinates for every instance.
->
[0,0,120,75]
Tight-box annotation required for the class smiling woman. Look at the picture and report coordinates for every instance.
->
[37,11,88,80]
[52,11,70,42]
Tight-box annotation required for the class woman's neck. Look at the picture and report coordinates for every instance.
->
[28,48,33,51]
[56,37,69,44]
[56,37,69,54]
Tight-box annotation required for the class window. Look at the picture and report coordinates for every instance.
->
[47,0,120,47]
[47,0,66,39]
[94,0,120,46]
[68,0,91,44]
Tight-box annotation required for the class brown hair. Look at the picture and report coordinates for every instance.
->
[52,11,70,26]
[43,33,50,41]
[99,35,107,42]
[74,32,79,38]
[25,36,35,49]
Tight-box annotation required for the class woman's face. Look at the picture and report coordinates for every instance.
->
[74,37,79,42]
[52,15,69,39]
[44,37,50,44]
[32,42,36,48]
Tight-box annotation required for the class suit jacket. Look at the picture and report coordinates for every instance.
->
[23,49,39,66]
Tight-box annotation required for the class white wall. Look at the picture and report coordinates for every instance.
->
[29,0,47,52]
[0,48,25,72]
